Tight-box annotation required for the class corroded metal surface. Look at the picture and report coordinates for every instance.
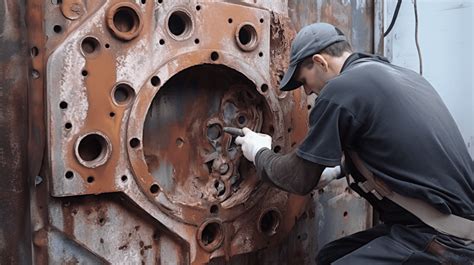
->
[31,0,309,264]
[0,0,376,264]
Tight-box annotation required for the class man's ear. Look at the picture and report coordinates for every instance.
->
[312,54,328,72]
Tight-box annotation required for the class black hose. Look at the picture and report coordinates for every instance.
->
[384,0,403,37]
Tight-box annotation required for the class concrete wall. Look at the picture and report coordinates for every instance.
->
[384,0,474,159]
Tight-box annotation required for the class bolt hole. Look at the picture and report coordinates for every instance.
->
[307,105,312,110]
[273,145,281,153]
[238,115,246,125]
[196,5,201,11]
[159,39,165,45]
[141,0,146,4]
[259,52,263,57]
[200,222,223,247]
[129,138,141,148]
[53,25,62,33]
[87,176,95,183]
[176,138,184,147]
[261,84,269,93]
[158,0,162,3]
[81,37,100,56]
[105,43,110,48]
[31,46,39,57]
[228,18,233,24]
[77,134,109,163]
[65,171,74,179]
[65,122,72,130]
[207,124,222,140]
[168,10,192,37]
[236,23,258,51]
[150,184,159,194]
[259,209,281,236]
[260,18,264,23]
[81,70,88,76]
[113,83,135,105]
[121,175,128,182]
[288,127,292,133]
[210,51,219,61]
[343,211,348,217]
[194,38,200,44]
[109,112,115,117]
[210,205,219,214]
[151,76,161,86]
[60,101,68,109]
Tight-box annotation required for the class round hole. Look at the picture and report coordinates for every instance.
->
[31,46,39,57]
[207,124,222,140]
[109,112,115,117]
[113,83,135,105]
[198,221,224,251]
[150,183,160,194]
[76,133,111,168]
[259,209,281,236]
[81,70,88,76]
[210,51,219,61]
[258,52,263,57]
[343,211,348,217]
[53,25,62,33]
[261,84,269,93]
[210,205,219,214]
[167,10,193,39]
[238,115,246,125]
[87,176,95,183]
[59,101,68,109]
[228,18,233,24]
[236,23,258,51]
[107,3,142,41]
[307,105,312,110]
[159,39,165,45]
[158,0,162,3]
[121,175,128,182]
[129,138,141,148]
[141,0,146,4]
[273,145,281,153]
[81,37,100,56]
[31,70,40,79]
[260,18,264,23]
[196,5,201,11]
[105,43,110,48]
[65,171,74,179]
[194,38,200,44]
[151,76,161,86]
[176,138,184,148]
[65,122,72,129]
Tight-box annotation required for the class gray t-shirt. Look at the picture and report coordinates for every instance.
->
[297,52,473,221]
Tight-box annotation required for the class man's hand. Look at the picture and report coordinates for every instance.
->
[235,128,272,162]
[315,166,342,189]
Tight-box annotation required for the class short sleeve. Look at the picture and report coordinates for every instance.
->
[296,98,362,167]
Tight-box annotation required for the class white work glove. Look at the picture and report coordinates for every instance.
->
[316,166,342,189]
[235,127,272,163]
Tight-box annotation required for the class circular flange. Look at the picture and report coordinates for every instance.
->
[106,2,143,41]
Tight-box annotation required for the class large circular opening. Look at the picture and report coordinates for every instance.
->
[107,3,142,41]
[75,132,111,168]
[236,23,258,52]
[197,220,224,252]
[258,208,281,236]
[167,10,193,39]
[142,64,273,208]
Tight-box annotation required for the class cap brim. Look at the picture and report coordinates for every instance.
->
[279,63,303,91]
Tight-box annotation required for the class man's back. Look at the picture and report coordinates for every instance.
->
[299,52,474,221]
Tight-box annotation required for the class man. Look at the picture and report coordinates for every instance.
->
[235,23,474,264]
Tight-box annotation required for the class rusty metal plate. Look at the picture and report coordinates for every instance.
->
[31,0,310,264]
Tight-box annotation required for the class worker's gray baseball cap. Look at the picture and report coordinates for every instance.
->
[280,23,347,91]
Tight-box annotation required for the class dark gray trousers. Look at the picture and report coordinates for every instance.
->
[316,224,474,264]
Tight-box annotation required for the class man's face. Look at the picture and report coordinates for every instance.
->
[295,54,330,95]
